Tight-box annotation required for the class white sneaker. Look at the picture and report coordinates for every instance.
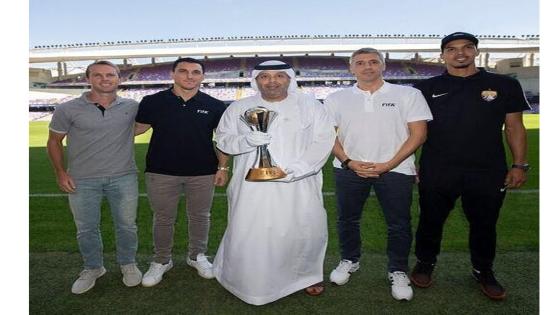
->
[186,253,214,279]
[121,263,142,287]
[329,259,360,285]
[141,260,173,287]
[71,267,106,294]
[388,271,413,301]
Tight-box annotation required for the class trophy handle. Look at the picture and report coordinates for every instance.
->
[240,115,256,130]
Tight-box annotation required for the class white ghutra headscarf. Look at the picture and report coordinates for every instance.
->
[250,60,298,94]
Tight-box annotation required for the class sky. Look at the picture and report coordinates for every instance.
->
[1,1,556,311]
[29,0,539,47]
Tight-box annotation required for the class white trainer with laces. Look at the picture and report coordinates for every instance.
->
[142,260,173,287]
[121,263,142,287]
[329,259,360,285]
[71,267,106,294]
[187,253,214,279]
[388,271,413,301]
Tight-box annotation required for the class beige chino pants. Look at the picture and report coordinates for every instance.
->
[145,172,215,264]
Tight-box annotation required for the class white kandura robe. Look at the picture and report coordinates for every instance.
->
[213,92,335,305]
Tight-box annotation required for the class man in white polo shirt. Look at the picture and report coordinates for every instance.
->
[325,48,432,301]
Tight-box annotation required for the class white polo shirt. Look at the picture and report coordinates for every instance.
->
[324,81,432,175]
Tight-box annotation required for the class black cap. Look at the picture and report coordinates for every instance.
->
[441,32,479,51]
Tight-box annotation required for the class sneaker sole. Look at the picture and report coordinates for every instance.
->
[329,263,360,286]
[329,268,359,286]
[122,274,142,287]
[141,279,162,287]
[142,262,173,287]
[410,275,433,288]
[186,260,214,279]
[472,274,506,300]
[330,277,350,286]
[72,268,106,294]
[479,284,507,300]
[392,293,413,301]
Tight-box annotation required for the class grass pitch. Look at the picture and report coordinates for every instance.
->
[29,115,539,313]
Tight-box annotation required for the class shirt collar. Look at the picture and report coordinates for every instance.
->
[166,87,203,102]
[442,67,486,80]
[351,80,389,96]
[80,92,122,106]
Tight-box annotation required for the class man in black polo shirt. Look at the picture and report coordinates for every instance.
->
[411,32,530,300]
[135,57,229,287]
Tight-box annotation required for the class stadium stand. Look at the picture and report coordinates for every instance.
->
[48,57,450,85]
[411,63,446,76]
[136,65,171,81]
[35,52,539,113]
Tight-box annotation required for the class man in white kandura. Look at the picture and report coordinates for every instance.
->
[213,60,335,305]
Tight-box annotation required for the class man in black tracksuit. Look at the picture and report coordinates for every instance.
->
[411,32,530,300]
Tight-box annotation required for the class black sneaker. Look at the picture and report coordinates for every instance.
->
[472,269,506,300]
[410,261,435,288]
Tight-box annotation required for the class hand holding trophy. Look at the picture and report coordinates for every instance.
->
[241,107,287,181]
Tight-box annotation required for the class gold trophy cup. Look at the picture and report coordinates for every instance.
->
[241,107,287,181]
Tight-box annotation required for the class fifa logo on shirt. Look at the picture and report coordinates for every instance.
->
[382,103,396,107]
[197,109,209,114]
[481,90,498,102]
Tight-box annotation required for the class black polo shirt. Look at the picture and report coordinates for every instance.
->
[136,88,226,176]
[414,69,530,171]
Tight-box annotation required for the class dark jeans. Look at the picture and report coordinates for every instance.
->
[415,167,507,271]
[334,168,415,272]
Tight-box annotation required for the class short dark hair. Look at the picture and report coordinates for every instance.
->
[85,60,120,78]
[172,57,205,73]
[350,48,385,65]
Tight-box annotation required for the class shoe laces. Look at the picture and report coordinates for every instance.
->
[335,260,355,273]
[390,271,410,286]
[147,262,167,275]
[78,268,101,279]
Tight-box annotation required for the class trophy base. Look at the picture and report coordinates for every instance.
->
[245,167,287,181]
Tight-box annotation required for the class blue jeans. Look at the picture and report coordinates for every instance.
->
[68,173,139,269]
[334,168,414,272]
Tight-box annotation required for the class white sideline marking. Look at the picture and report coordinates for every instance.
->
[29,190,539,198]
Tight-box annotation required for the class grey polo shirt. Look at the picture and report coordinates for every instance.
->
[49,92,139,179]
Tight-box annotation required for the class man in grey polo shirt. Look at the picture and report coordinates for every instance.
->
[47,60,142,294]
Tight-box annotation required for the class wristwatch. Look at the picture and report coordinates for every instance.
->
[511,163,530,172]
[341,158,352,170]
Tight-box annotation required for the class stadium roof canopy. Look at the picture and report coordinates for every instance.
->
[29,35,539,63]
